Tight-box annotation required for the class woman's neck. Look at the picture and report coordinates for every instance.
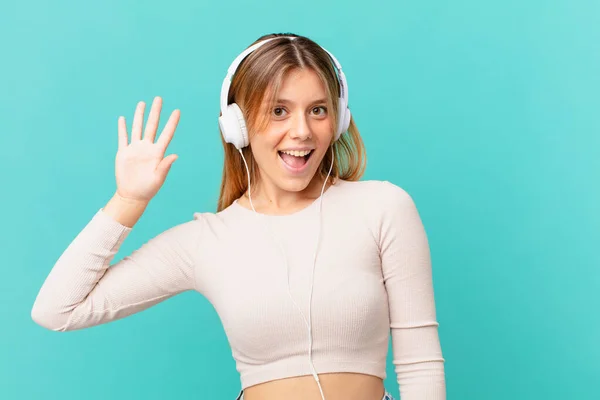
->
[242,176,333,214]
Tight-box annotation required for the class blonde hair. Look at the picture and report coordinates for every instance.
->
[217,33,366,212]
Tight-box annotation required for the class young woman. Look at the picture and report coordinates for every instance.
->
[31,33,446,400]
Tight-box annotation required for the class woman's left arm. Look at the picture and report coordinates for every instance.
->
[379,181,446,399]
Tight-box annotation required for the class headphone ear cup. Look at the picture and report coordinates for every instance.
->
[335,98,351,141]
[342,108,351,137]
[218,103,249,149]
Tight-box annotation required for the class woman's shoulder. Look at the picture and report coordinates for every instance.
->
[334,178,414,204]
[332,179,420,223]
[333,179,425,243]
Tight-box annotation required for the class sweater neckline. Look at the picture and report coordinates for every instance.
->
[231,179,342,218]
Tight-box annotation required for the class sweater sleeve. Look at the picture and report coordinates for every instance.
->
[378,181,446,399]
[31,208,201,332]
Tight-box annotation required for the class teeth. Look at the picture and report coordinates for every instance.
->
[280,149,312,157]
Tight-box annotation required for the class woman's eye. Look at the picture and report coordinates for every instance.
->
[273,107,287,117]
[312,106,327,116]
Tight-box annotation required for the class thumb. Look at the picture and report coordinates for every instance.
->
[157,154,178,177]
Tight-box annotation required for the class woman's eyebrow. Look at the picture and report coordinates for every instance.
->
[275,98,328,104]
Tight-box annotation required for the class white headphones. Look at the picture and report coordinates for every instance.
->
[218,36,351,149]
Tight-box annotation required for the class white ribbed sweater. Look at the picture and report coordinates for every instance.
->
[31,179,446,398]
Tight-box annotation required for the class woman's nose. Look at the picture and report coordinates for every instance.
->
[289,113,312,140]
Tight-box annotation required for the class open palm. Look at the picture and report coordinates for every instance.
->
[116,96,180,202]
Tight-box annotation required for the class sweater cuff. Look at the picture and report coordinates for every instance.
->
[80,208,133,250]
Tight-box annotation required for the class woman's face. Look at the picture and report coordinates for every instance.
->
[249,68,334,196]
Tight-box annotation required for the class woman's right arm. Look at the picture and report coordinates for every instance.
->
[30,195,202,332]
[31,96,195,332]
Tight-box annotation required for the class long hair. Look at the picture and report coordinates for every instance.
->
[217,33,366,212]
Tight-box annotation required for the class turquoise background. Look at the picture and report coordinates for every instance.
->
[1,0,598,399]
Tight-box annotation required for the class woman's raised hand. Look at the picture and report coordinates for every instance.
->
[115,97,180,202]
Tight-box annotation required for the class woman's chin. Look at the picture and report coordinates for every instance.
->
[275,174,313,192]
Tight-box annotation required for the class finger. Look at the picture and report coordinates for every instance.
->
[143,96,162,143]
[117,116,128,149]
[131,101,146,141]
[156,109,181,151]
[157,154,178,177]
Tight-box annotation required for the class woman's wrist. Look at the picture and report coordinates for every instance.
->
[102,192,149,228]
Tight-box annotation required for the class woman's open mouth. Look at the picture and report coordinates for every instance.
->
[277,149,314,173]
